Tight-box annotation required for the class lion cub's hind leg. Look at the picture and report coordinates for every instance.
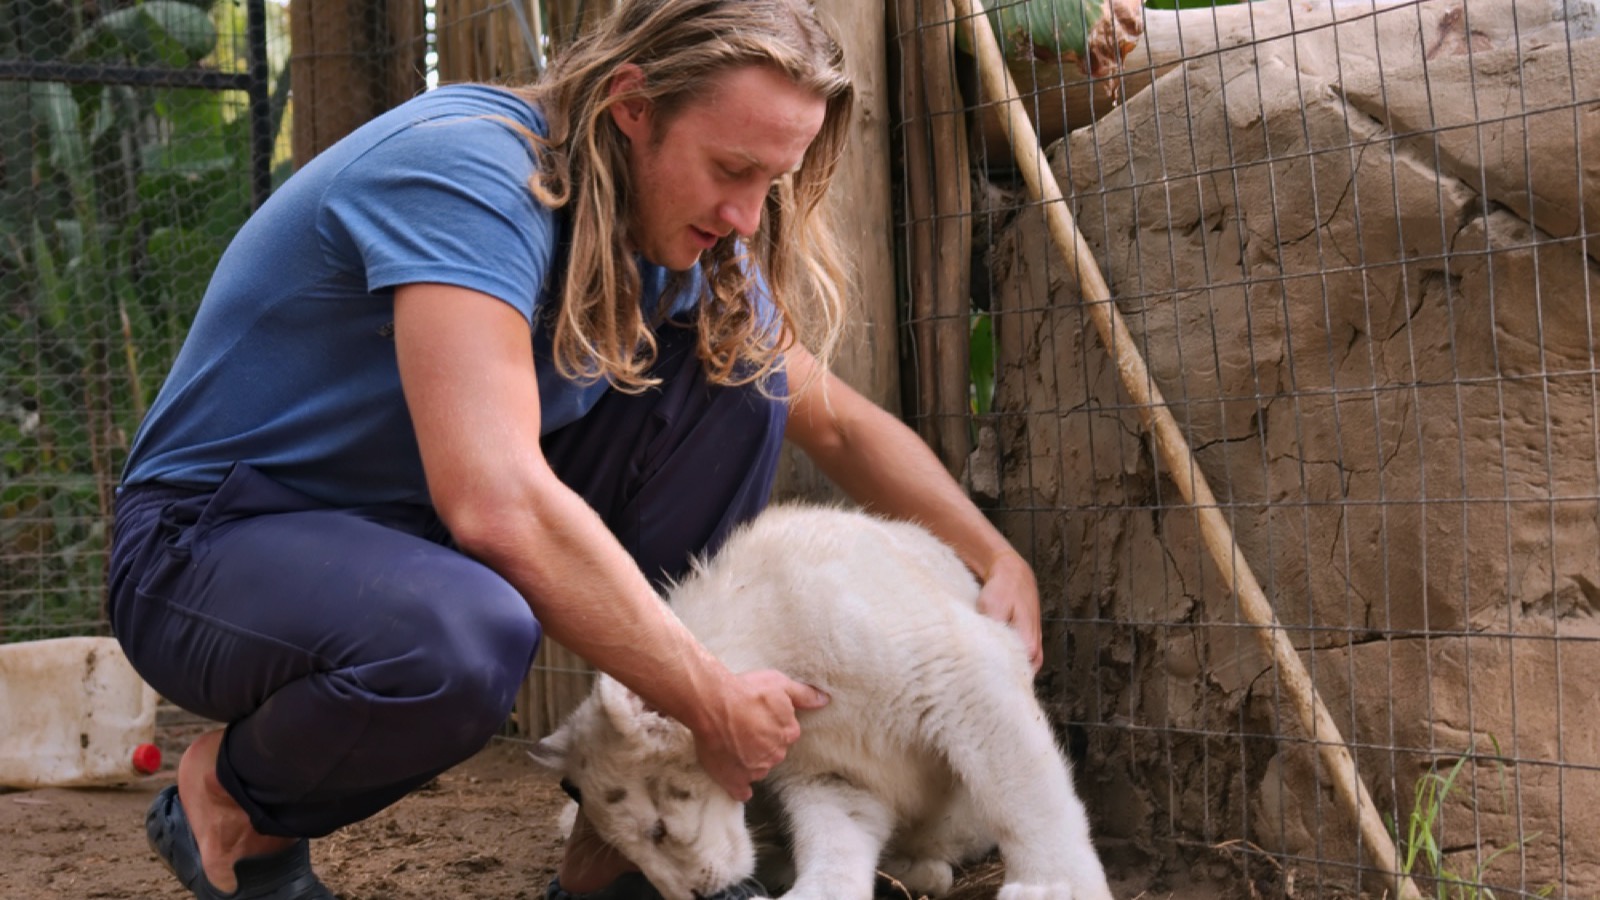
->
[770,776,895,900]
[879,783,993,898]
[924,671,1114,900]
[879,856,956,898]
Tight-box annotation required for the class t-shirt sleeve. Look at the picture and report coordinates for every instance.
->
[317,113,555,321]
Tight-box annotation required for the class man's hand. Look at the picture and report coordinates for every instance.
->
[692,670,830,801]
[978,552,1044,673]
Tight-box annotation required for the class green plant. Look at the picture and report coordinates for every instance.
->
[1143,0,1251,9]
[1390,739,1553,900]
[970,310,996,417]
[0,0,289,641]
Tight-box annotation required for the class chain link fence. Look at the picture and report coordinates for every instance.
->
[892,0,1599,895]
[1,0,288,641]
[9,0,1599,896]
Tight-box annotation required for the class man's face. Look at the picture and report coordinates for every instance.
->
[613,65,828,271]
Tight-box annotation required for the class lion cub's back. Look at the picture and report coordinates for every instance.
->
[668,504,998,690]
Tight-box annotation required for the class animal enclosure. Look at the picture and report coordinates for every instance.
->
[2,0,1597,898]
[0,0,287,640]
[891,0,1597,896]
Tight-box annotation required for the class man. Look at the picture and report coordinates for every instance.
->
[108,2,1042,899]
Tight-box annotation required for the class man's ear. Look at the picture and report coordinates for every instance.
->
[607,63,651,144]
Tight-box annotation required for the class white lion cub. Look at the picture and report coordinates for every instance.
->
[529,505,1114,900]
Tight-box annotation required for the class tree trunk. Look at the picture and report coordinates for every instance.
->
[890,0,972,479]
[289,0,426,164]
[434,0,544,85]
[772,0,903,502]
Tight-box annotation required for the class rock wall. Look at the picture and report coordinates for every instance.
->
[986,4,1599,893]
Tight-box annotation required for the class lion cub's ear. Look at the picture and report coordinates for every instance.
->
[527,723,573,775]
[597,674,652,735]
[597,675,686,751]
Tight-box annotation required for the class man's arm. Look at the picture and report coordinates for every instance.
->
[784,346,1044,671]
[393,283,825,799]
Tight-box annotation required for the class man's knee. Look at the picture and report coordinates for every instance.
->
[368,567,541,736]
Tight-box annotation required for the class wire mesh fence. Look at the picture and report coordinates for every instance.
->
[7,0,1598,896]
[0,0,628,646]
[1,0,288,642]
[891,0,1598,896]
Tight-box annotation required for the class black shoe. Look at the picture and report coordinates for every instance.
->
[146,785,334,899]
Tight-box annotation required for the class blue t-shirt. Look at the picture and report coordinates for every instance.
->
[122,84,707,507]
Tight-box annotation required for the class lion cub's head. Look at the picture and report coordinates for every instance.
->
[529,675,756,900]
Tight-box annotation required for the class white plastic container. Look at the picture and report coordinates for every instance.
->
[0,636,161,788]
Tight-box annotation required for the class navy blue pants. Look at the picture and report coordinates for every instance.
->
[107,324,787,838]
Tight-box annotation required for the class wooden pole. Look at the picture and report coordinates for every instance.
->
[950,0,1422,896]
[435,0,542,85]
[892,0,972,478]
[289,0,425,165]
[773,0,900,502]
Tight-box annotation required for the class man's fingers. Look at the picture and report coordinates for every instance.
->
[787,680,830,711]
[718,775,754,802]
[711,755,780,801]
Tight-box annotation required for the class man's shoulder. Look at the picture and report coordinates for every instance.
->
[365,85,547,161]
[299,84,546,191]
[400,84,547,134]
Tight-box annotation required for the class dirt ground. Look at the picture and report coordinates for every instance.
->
[1,713,574,900]
[2,711,1186,900]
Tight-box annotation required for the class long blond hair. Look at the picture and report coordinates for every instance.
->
[513,0,854,392]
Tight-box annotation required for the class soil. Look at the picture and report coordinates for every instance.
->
[1,713,571,900]
[1,711,1177,900]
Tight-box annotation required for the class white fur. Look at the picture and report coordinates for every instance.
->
[530,505,1114,900]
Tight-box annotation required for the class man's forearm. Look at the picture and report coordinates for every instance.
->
[453,474,732,735]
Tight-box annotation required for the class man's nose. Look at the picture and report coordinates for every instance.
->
[716,187,765,238]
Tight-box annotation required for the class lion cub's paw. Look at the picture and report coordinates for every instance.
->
[997,882,1077,900]
[880,857,955,897]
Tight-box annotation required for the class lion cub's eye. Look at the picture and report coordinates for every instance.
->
[666,784,692,801]
[603,788,627,804]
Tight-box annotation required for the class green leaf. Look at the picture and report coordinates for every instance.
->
[30,83,86,178]
[957,0,1102,63]
[30,224,68,331]
[970,312,996,415]
[144,224,225,308]
[72,1,217,68]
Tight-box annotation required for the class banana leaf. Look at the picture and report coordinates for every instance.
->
[69,1,217,68]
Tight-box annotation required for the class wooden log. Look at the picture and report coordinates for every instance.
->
[544,0,617,56]
[926,0,973,480]
[435,0,543,85]
[772,0,900,502]
[892,0,972,478]
[289,0,425,164]
[516,640,594,740]
[893,0,936,464]
[386,0,428,105]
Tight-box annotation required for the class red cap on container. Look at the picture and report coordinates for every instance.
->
[132,743,162,775]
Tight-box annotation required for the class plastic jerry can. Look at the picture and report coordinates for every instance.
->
[0,636,161,788]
